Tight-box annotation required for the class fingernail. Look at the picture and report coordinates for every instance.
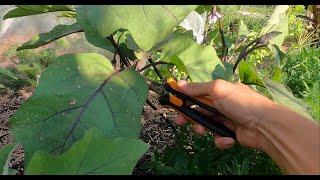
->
[174,116,185,125]
[224,138,235,146]
[178,80,187,89]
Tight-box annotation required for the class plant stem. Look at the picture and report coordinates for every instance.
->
[138,61,174,72]
[145,79,163,95]
[146,98,157,110]
[107,35,130,68]
[218,19,228,59]
[232,43,267,73]
[147,58,164,80]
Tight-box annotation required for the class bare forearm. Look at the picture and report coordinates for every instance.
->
[257,104,320,174]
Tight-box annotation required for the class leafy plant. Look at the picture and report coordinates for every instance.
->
[282,47,320,98]
[146,125,281,175]
[0,5,315,175]
[305,81,320,122]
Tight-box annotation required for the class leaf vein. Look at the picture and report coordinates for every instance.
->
[59,71,119,153]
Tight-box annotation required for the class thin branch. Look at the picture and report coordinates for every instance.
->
[112,32,125,64]
[218,19,228,59]
[147,58,163,80]
[160,113,177,133]
[145,79,163,95]
[38,105,84,123]
[232,44,267,73]
[146,98,157,110]
[107,35,130,68]
[138,61,174,72]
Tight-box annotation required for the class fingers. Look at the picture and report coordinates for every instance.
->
[233,82,252,90]
[174,113,236,149]
[174,79,239,150]
[178,79,237,102]
[174,113,207,135]
[174,114,188,125]
[174,111,235,136]
[214,136,235,150]
[177,80,214,97]
[192,124,206,135]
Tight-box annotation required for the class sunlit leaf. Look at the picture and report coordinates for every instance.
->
[17,23,83,51]
[3,5,73,20]
[161,31,226,82]
[75,5,197,51]
[239,61,265,87]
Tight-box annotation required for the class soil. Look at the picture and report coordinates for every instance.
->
[0,87,177,175]
[0,87,33,175]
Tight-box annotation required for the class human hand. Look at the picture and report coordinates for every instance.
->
[174,79,276,150]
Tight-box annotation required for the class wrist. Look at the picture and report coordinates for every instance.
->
[253,103,320,174]
[254,101,281,152]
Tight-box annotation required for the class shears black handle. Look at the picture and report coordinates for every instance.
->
[159,94,236,139]
[160,78,236,140]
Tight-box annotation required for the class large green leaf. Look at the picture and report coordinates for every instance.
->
[263,79,313,120]
[26,128,148,175]
[259,5,289,51]
[75,5,197,51]
[76,8,115,52]
[0,143,17,175]
[3,5,73,20]
[10,53,148,165]
[17,23,83,51]
[0,67,18,80]
[239,61,265,87]
[161,32,226,82]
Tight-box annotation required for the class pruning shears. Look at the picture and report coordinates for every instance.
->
[147,58,236,140]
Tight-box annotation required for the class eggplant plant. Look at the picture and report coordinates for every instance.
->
[0,5,314,175]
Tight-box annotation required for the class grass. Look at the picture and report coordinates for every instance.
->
[282,48,320,98]
[281,48,320,122]
[305,81,320,122]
